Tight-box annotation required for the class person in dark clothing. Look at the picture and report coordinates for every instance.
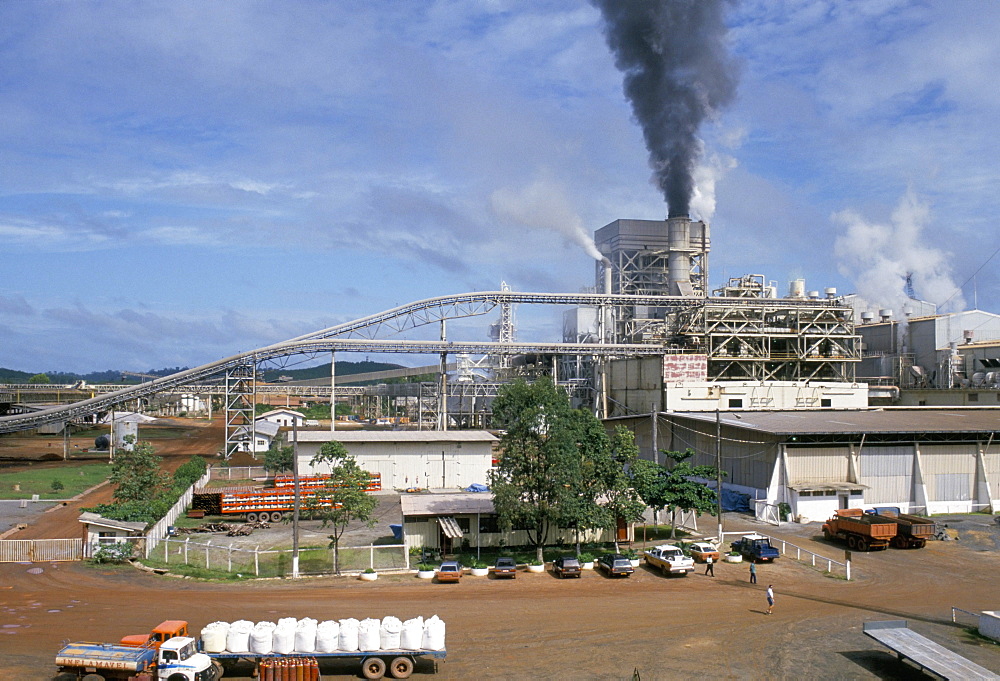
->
[749,561,757,584]
[705,555,714,576]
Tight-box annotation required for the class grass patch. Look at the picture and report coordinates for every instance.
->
[0,463,110,499]
[137,557,252,581]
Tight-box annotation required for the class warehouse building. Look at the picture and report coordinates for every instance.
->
[614,408,1000,523]
[292,430,497,491]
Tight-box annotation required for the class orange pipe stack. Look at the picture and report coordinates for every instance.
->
[258,656,319,681]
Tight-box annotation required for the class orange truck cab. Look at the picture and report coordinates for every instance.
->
[120,620,189,649]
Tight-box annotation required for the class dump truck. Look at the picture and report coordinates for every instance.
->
[192,473,381,522]
[865,506,936,549]
[53,635,219,681]
[821,508,896,551]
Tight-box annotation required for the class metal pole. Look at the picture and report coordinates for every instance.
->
[716,409,723,543]
[651,405,658,465]
[330,352,336,432]
[292,421,300,578]
[439,320,448,431]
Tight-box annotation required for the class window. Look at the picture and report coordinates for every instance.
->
[98,531,118,545]
[821,398,832,407]
[479,516,499,533]
[456,517,470,534]
[969,393,979,402]
[728,398,743,408]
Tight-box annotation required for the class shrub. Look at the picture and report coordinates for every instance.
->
[91,541,134,564]
[579,552,595,563]
[417,563,436,572]
[363,567,376,574]
[50,479,64,492]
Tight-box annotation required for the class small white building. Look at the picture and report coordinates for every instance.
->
[400,492,622,553]
[79,512,146,555]
[236,420,281,453]
[257,409,307,428]
[292,431,497,490]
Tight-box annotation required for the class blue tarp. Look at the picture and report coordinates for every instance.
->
[464,483,489,492]
[389,524,403,540]
[722,488,752,513]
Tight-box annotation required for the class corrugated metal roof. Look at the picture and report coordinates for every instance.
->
[293,430,497,443]
[400,492,495,516]
[675,408,1000,435]
[437,516,464,539]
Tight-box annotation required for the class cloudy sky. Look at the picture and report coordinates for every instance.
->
[2,0,999,374]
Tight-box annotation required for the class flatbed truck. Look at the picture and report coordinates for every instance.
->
[205,646,446,680]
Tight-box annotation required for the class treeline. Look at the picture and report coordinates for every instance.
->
[0,367,189,384]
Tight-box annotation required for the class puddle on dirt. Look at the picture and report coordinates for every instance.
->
[47,609,60,613]
[26,567,43,575]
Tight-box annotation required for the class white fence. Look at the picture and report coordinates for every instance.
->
[152,538,409,577]
[725,531,851,580]
[144,470,212,558]
[209,466,268,481]
[0,538,84,562]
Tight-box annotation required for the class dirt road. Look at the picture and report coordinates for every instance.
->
[2,423,999,679]
[3,532,1000,680]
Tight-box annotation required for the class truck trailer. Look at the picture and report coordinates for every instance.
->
[192,473,381,522]
[865,507,936,549]
[821,508,896,551]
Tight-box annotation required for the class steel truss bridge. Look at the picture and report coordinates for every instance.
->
[0,290,700,435]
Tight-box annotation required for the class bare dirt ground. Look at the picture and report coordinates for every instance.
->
[2,423,1000,680]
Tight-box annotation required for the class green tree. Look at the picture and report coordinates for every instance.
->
[490,378,615,563]
[632,449,721,539]
[307,441,379,574]
[108,436,168,504]
[27,373,50,384]
[600,427,647,551]
[263,445,294,475]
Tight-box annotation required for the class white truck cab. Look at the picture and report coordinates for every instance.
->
[157,636,218,681]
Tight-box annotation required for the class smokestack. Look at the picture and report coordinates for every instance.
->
[601,257,613,296]
[593,0,739,216]
[667,215,690,295]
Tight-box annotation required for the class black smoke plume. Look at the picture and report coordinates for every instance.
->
[593,0,738,217]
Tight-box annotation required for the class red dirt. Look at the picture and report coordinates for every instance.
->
[2,422,1000,679]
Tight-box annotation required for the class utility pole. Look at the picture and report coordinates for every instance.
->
[716,409,723,544]
[292,420,300,579]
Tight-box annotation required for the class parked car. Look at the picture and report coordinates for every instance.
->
[688,542,720,563]
[596,553,634,577]
[436,560,462,583]
[492,557,518,579]
[552,556,582,579]
[730,534,780,562]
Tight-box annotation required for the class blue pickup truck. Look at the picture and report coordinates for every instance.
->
[730,533,780,562]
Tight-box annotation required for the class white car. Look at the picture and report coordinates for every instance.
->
[642,544,695,576]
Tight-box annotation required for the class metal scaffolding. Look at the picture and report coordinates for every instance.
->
[224,364,255,458]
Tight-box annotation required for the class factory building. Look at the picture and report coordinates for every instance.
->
[858,309,1000,403]
[292,430,497,491]
[613,408,1000,523]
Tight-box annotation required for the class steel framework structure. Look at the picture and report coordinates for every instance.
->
[224,364,256,458]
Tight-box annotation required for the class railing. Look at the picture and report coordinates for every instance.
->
[0,538,84,562]
[724,531,851,580]
[151,538,409,577]
[209,466,269,481]
[952,607,980,625]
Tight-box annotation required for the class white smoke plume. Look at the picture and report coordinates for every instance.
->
[833,189,966,314]
[689,152,737,222]
[490,176,604,261]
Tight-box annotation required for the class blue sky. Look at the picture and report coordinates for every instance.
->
[2,0,999,374]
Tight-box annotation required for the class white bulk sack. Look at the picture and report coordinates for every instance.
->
[226,620,253,653]
[272,621,295,655]
[278,617,298,629]
[400,617,424,651]
[358,618,381,652]
[201,621,229,654]
[316,620,340,653]
[380,616,402,650]
[295,617,318,653]
[250,621,276,654]
[422,615,446,651]
[338,618,360,652]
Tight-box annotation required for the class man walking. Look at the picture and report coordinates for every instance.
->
[749,561,757,584]
[704,554,714,576]
[766,584,774,615]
